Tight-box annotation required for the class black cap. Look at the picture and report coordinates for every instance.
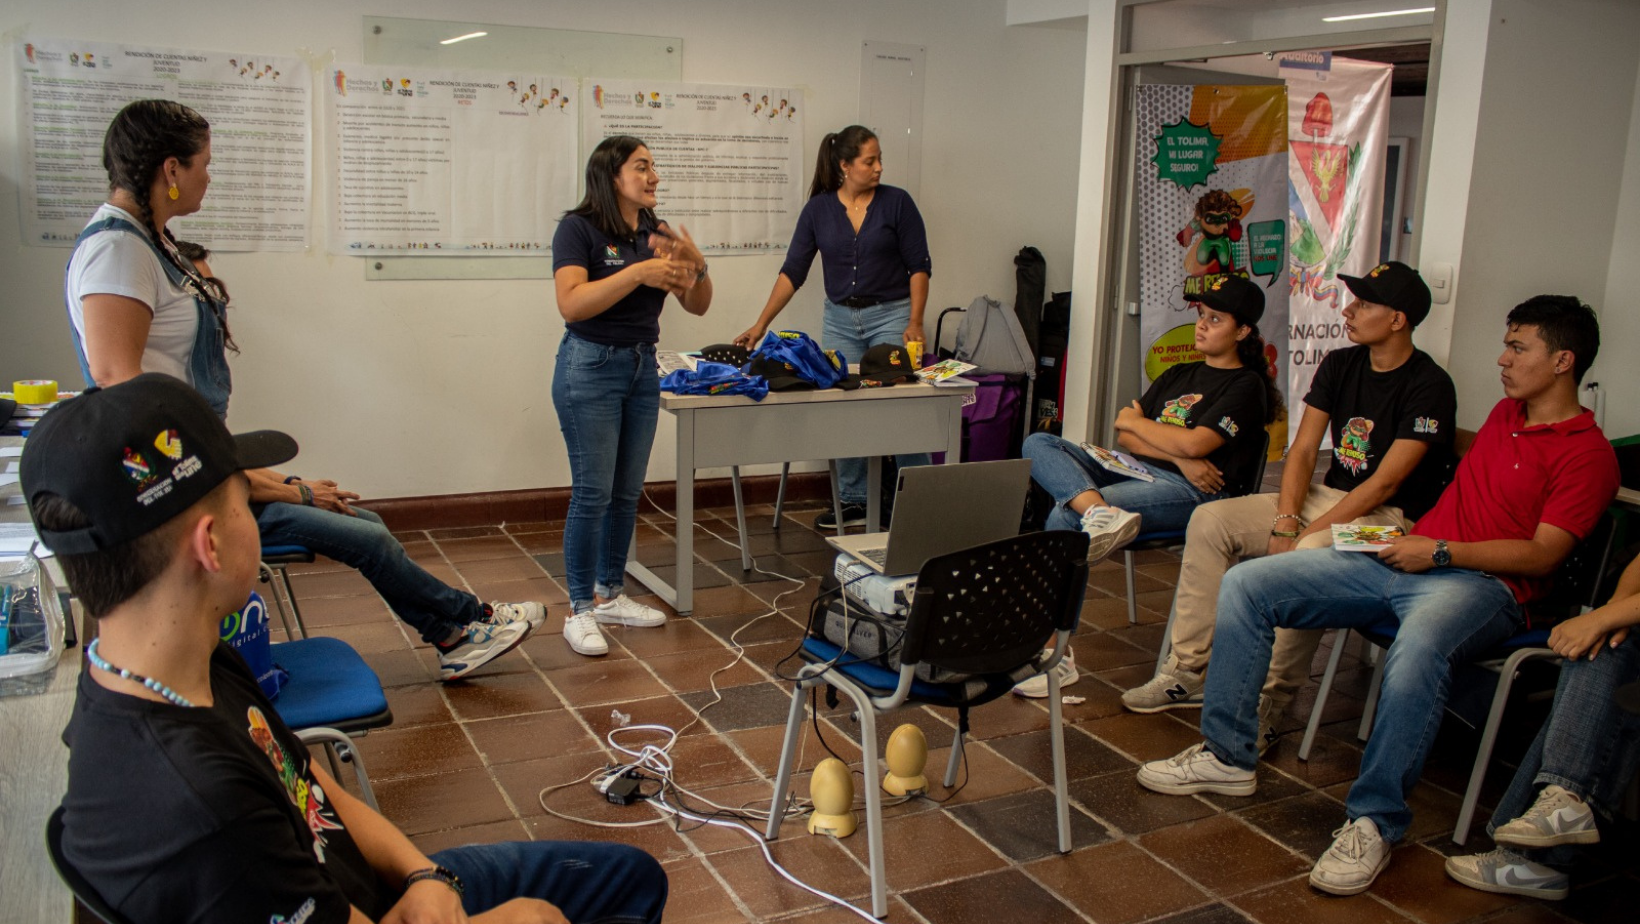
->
[1339,261,1432,327]
[746,355,815,392]
[1195,275,1265,326]
[698,343,750,367]
[21,373,297,555]
[837,343,920,390]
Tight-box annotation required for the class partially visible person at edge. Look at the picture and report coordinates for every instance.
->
[732,125,933,530]
[26,373,667,924]
[1010,276,1282,699]
[551,134,712,657]
[63,99,542,682]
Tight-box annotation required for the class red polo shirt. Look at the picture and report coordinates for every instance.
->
[1412,398,1617,605]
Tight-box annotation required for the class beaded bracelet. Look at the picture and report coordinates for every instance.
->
[404,866,464,897]
[297,483,314,506]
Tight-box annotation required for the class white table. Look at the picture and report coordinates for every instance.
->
[629,380,976,615]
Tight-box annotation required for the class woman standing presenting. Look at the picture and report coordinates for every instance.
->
[553,135,712,656]
[733,125,932,529]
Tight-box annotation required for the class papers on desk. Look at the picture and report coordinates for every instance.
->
[0,446,21,458]
[0,474,17,488]
[916,359,977,386]
[656,351,701,376]
[0,522,48,558]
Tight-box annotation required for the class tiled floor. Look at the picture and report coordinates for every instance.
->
[283,472,1638,924]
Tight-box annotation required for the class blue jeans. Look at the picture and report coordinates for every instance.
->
[1487,632,1640,865]
[432,839,667,923]
[256,504,479,644]
[552,333,660,613]
[1023,432,1222,533]
[821,297,929,505]
[1202,549,1521,843]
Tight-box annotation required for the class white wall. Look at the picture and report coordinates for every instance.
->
[1596,59,1640,440]
[1443,0,1640,429]
[0,0,1087,497]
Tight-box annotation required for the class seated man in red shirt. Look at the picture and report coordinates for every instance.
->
[1134,295,1618,897]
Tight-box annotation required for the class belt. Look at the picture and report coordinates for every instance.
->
[837,296,882,309]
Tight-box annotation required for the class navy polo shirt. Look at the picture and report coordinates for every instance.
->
[778,184,932,305]
[552,212,666,345]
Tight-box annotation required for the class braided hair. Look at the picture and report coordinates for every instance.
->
[102,100,235,352]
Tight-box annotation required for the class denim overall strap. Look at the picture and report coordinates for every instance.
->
[65,216,233,417]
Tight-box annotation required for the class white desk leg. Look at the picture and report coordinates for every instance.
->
[946,395,964,463]
[866,456,882,533]
[675,409,695,615]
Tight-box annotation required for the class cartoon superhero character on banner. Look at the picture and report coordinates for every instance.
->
[1178,188,1254,278]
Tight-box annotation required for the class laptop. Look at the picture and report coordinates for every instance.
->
[826,459,1032,575]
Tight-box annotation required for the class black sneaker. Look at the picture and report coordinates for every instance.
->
[815,503,868,530]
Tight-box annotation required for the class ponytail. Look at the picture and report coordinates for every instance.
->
[807,125,878,199]
[1235,323,1284,425]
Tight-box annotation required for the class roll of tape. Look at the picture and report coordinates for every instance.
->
[13,380,58,405]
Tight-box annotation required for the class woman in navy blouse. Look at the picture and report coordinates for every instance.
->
[733,125,933,528]
[552,135,712,657]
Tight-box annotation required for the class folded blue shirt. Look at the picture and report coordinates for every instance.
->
[660,361,770,401]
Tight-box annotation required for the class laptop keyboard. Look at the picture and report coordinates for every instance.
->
[862,547,888,566]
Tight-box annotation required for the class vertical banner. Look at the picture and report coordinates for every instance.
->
[1280,55,1392,422]
[1135,85,1291,413]
[582,80,805,254]
[16,37,311,251]
[325,66,577,254]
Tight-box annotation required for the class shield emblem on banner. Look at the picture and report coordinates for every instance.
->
[1291,141,1350,229]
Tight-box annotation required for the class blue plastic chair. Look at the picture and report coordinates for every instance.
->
[260,543,316,638]
[270,636,393,810]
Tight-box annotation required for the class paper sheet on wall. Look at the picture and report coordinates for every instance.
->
[15,37,311,251]
[325,66,578,255]
[582,80,805,254]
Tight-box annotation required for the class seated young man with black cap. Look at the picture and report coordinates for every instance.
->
[25,373,667,924]
[1120,262,1458,742]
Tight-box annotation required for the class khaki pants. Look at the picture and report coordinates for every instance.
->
[1168,485,1412,705]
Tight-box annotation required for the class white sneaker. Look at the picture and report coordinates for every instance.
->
[1121,656,1206,713]
[1494,784,1599,848]
[1012,647,1080,698]
[437,618,530,680]
[1310,817,1390,896]
[592,594,667,628]
[564,611,609,656]
[487,600,545,632]
[1445,847,1569,900]
[1137,742,1256,796]
[1081,506,1143,564]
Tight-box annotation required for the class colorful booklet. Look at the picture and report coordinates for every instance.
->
[916,358,977,385]
[1331,523,1405,551]
[1080,443,1155,482]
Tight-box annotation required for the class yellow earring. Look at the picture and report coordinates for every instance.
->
[168,184,179,201]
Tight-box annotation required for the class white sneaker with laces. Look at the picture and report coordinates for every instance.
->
[1445,847,1569,900]
[592,594,667,628]
[1310,817,1390,895]
[564,611,609,656]
[437,618,530,680]
[487,600,545,632]
[1121,656,1206,713]
[1256,694,1283,757]
[1137,742,1256,796]
[1081,506,1143,564]
[1012,647,1080,698]
[1494,784,1599,848]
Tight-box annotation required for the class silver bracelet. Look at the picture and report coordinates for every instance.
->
[1272,513,1304,529]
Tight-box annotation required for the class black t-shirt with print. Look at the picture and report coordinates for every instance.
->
[1137,360,1269,496]
[60,643,391,924]
[1303,344,1457,519]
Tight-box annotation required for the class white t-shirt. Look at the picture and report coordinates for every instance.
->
[65,204,198,386]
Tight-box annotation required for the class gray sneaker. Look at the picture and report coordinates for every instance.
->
[1494,785,1599,848]
[1122,656,1206,713]
[1309,817,1390,896]
[1445,847,1569,900]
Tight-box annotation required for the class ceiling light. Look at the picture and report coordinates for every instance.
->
[1322,7,1435,22]
[439,31,488,45]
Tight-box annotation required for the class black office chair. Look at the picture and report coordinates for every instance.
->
[45,806,134,924]
[765,530,1090,917]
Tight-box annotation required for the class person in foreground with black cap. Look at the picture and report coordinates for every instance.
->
[1010,276,1280,697]
[1122,262,1458,738]
[27,374,667,924]
[1137,296,1616,898]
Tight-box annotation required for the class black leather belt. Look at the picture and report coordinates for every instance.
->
[837,296,881,309]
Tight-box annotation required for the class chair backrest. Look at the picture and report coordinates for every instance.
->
[45,806,134,924]
[1529,510,1619,624]
[901,531,1089,676]
[1247,429,1273,497]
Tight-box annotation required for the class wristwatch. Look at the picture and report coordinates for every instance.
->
[1432,539,1451,568]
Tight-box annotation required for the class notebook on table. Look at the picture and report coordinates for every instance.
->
[826,459,1032,575]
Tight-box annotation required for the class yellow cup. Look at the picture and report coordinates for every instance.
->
[12,380,58,405]
[905,340,924,369]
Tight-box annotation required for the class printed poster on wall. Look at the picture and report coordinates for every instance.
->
[1280,54,1392,425]
[582,80,805,254]
[325,65,578,255]
[16,38,310,251]
[1135,85,1291,437]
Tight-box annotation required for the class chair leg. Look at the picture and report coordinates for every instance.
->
[855,701,888,918]
[944,725,964,788]
[1048,666,1072,853]
[1124,550,1138,626]
[765,679,814,841]
[274,565,308,639]
[773,462,790,532]
[1156,598,1178,674]
[1454,650,1552,845]
[1299,629,1351,761]
[297,727,380,811]
[730,466,753,573]
[261,563,300,640]
[827,461,846,537]
[1359,645,1387,742]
